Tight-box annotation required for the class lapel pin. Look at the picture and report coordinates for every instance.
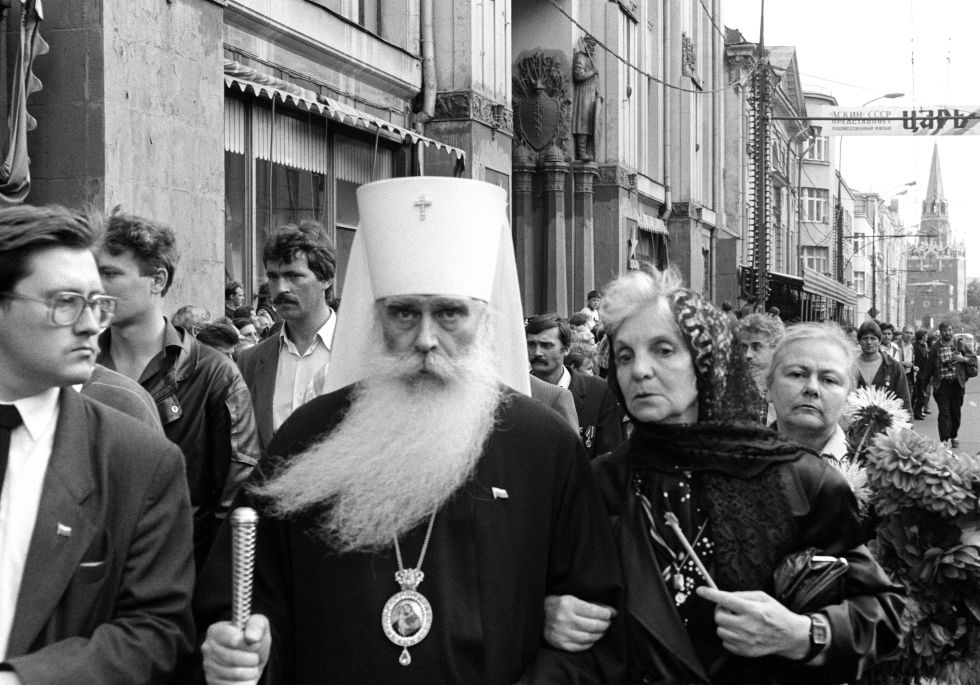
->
[56,523,72,537]
[491,487,509,500]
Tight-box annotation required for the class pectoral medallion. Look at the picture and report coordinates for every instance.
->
[382,569,433,666]
[385,513,437,666]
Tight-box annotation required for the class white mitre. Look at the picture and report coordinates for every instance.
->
[324,176,530,396]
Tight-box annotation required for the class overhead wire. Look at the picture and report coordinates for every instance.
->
[542,0,755,95]
[696,0,727,42]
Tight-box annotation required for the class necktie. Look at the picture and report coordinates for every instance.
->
[0,404,23,498]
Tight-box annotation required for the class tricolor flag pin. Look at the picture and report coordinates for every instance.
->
[56,523,72,537]
[491,487,509,500]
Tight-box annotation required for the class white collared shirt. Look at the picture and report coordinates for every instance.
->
[273,310,336,431]
[557,366,572,390]
[0,388,60,659]
[819,424,849,461]
[899,341,914,365]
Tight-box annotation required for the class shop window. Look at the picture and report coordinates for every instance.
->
[223,93,400,300]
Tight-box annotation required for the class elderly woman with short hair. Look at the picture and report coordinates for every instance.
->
[766,323,855,459]
[544,266,904,685]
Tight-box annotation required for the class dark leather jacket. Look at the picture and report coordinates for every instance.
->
[593,444,906,685]
[98,320,261,568]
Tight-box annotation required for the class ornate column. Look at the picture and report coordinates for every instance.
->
[572,160,598,307]
[511,144,537,307]
[512,52,571,314]
[542,148,569,315]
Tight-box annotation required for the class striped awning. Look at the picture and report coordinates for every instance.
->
[638,213,669,235]
[223,60,465,168]
[802,267,857,306]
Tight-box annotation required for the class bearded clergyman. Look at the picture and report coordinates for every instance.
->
[193,177,624,684]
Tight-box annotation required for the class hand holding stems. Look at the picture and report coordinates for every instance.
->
[665,512,817,663]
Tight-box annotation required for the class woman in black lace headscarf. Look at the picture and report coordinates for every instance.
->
[544,265,904,685]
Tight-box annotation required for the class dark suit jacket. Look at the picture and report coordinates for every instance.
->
[235,334,281,450]
[2,390,195,684]
[566,368,626,459]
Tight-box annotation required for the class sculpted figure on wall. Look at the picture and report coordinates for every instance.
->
[571,35,601,162]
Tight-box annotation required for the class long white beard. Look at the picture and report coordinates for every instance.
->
[254,338,503,552]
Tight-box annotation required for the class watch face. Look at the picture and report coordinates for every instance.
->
[811,617,830,645]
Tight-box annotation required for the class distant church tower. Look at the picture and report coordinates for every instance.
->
[905,144,967,327]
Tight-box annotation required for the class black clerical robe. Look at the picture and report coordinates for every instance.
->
[194,386,625,684]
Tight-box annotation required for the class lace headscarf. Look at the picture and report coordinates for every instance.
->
[603,272,749,423]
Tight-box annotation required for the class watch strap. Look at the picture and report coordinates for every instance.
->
[801,613,829,664]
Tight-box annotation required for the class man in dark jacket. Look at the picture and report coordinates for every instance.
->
[912,328,931,419]
[526,313,625,458]
[96,209,261,569]
[924,321,978,447]
[0,205,193,684]
[855,320,911,413]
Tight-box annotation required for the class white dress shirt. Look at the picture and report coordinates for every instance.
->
[819,424,849,461]
[556,365,572,390]
[272,311,336,431]
[0,388,60,659]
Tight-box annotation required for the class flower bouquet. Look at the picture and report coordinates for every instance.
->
[862,422,980,684]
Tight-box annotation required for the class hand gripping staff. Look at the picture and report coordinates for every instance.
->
[231,507,259,629]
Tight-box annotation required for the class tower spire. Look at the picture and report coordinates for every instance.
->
[924,143,945,202]
[919,143,949,246]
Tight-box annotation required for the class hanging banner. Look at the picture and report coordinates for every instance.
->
[808,105,980,136]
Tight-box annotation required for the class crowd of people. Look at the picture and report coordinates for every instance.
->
[0,176,978,684]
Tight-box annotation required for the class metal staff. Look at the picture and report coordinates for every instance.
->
[231,507,259,629]
[664,511,718,589]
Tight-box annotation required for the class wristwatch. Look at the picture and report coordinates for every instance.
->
[801,613,830,663]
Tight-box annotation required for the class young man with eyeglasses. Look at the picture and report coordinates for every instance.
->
[0,205,194,684]
[95,209,261,569]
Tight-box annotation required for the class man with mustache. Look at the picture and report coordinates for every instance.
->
[195,177,623,684]
[96,209,261,569]
[235,222,337,449]
[0,206,194,683]
[526,313,624,459]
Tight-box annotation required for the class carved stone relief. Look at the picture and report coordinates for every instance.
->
[682,33,698,83]
[511,52,571,163]
[433,90,513,135]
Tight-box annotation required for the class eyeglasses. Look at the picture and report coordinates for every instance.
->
[3,291,118,327]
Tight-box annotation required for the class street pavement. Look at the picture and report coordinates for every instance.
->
[910,382,980,455]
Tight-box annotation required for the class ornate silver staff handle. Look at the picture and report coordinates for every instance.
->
[231,507,259,629]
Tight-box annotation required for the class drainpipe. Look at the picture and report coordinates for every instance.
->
[418,0,437,123]
[659,3,672,222]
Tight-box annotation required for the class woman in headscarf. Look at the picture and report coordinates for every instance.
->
[544,266,904,684]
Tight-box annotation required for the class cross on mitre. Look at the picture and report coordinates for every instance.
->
[413,194,432,221]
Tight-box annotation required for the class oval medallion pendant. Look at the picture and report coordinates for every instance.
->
[382,589,433,666]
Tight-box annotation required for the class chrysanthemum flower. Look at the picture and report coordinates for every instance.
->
[866,427,977,519]
[845,385,913,430]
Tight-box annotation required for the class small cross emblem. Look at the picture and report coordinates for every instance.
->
[413,194,432,221]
